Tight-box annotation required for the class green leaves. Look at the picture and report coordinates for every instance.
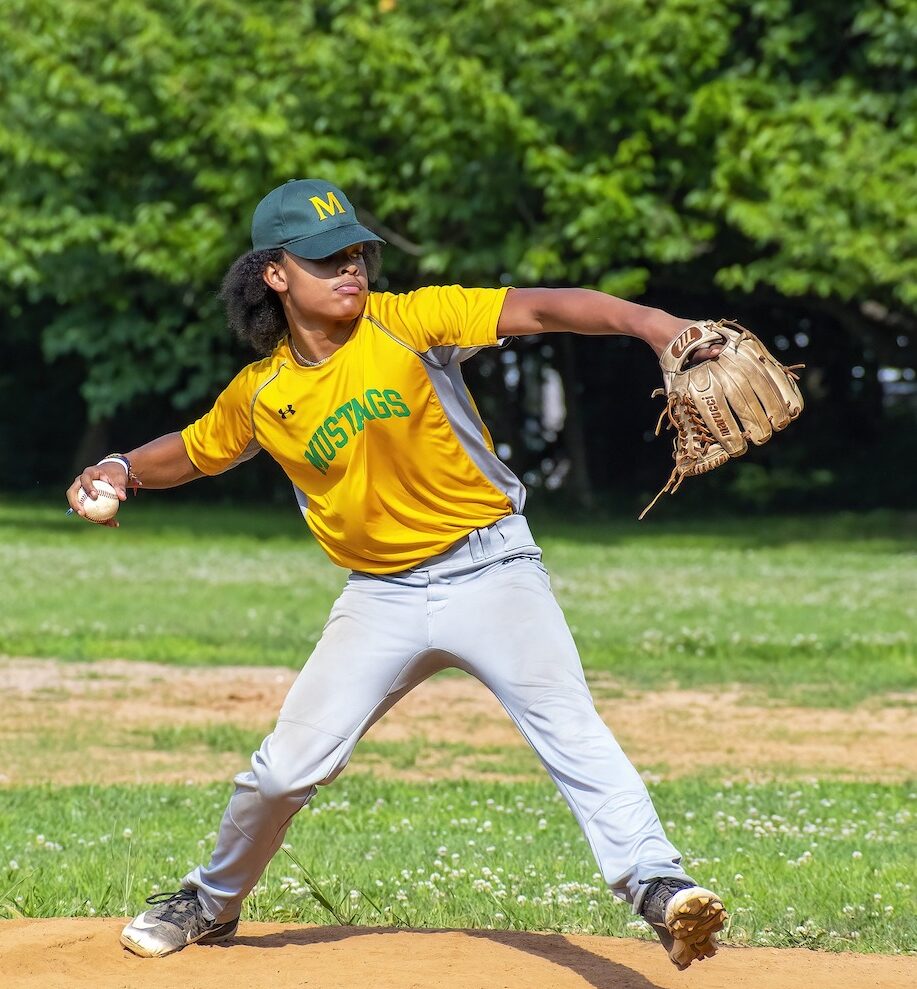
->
[0,0,913,419]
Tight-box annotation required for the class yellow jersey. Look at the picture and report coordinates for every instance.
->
[181,285,525,573]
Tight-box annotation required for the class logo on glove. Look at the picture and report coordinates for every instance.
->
[671,325,703,360]
[703,396,731,436]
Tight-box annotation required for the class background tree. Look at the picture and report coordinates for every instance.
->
[1,0,913,508]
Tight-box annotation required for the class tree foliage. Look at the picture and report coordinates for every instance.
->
[1,0,914,502]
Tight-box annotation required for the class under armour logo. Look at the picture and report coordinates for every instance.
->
[278,404,295,420]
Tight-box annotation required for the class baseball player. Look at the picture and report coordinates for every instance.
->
[67,179,727,970]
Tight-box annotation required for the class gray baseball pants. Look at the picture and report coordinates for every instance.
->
[184,514,689,922]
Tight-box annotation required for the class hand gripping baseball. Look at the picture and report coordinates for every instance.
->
[639,319,804,519]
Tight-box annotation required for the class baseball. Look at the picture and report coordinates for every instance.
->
[77,479,121,523]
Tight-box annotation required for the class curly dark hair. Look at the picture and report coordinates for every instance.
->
[219,242,384,355]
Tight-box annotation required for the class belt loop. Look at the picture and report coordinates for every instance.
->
[469,529,484,561]
[481,523,494,557]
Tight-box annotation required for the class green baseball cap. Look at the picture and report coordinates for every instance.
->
[251,179,385,258]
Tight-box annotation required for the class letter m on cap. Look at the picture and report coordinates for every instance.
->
[309,192,346,221]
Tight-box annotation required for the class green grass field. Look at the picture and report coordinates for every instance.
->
[1,498,914,954]
[1,499,914,704]
[2,778,913,953]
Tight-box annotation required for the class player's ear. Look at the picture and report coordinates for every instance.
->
[263,259,287,293]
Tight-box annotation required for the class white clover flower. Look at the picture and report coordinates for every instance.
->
[122,828,133,839]
[852,850,862,859]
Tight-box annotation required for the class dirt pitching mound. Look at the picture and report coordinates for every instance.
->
[1,919,913,989]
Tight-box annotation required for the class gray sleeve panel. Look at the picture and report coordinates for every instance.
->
[423,360,527,513]
[291,481,309,516]
[363,315,449,367]
[454,336,511,363]
[363,315,508,368]
[227,437,262,471]
[201,436,262,476]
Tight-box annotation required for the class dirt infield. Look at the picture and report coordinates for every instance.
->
[1,919,914,989]
[1,657,914,786]
[2,660,914,985]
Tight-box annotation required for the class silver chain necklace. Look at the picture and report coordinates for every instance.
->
[289,336,333,368]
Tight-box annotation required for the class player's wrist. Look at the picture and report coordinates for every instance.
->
[646,309,697,357]
[97,454,129,475]
[97,454,142,492]
[636,310,696,357]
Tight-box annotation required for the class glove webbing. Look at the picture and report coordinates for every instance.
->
[638,392,730,520]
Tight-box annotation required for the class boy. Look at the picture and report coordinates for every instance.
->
[67,178,726,969]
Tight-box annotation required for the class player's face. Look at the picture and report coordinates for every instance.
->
[278,245,369,323]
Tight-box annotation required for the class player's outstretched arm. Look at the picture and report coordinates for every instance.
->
[497,287,700,357]
[66,432,204,527]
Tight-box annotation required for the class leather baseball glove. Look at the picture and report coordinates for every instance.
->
[639,319,804,518]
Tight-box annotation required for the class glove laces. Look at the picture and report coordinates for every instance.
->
[639,392,720,520]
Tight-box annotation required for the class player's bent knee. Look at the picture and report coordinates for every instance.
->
[250,727,353,804]
[253,766,315,806]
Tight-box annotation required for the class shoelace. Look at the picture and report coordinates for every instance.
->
[144,889,200,926]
